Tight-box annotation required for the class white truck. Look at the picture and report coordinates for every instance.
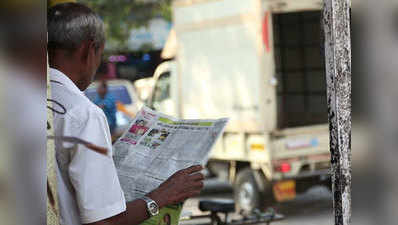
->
[148,0,331,212]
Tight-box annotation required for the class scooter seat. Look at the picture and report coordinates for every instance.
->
[199,199,235,213]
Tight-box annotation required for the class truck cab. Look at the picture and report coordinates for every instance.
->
[148,0,331,212]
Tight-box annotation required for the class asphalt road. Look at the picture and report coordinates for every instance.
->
[180,179,333,225]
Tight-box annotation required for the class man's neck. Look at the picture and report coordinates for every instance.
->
[49,52,84,90]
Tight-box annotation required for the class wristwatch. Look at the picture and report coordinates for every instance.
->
[140,196,159,217]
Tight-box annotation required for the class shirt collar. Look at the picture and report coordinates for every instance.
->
[49,68,83,95]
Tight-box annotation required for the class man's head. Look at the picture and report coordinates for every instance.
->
[48,3,105,90]
[97,80,108,99]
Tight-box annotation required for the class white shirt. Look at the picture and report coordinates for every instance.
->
[50,68,126,225]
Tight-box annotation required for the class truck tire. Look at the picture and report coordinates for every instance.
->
[234,168,274,214]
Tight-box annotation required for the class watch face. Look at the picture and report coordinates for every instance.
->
[148,202,159,215]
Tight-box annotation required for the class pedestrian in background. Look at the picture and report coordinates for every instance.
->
[95,80,117,135]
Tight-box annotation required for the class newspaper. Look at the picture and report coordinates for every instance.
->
[113,106,228,202]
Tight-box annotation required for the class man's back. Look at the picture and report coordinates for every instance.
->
[50,68,126,225]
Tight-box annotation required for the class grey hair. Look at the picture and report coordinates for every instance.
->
[47,3,105,51]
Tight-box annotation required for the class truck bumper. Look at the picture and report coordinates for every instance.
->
[284,169,330,179]
[273,168,330,180]
[273,169,331,195]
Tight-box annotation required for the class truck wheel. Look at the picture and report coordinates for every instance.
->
[234,168,273,214]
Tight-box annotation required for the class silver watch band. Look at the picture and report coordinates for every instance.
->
[140,195,153,203]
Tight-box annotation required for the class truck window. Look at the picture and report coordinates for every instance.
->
[273,11,328,128]
[152,72,171,109]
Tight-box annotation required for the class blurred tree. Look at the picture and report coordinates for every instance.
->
[78,0,172,52]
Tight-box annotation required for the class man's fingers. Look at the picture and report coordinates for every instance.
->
[183,181,204,192]
[189,173,205,181]
[191,180,204,189]
[175,190,202,202]
[184,190,201,199]
[183,165,203,174]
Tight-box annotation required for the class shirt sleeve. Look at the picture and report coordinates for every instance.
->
[66,106,126,224]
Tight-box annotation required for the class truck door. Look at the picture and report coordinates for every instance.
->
[150,71,176,116]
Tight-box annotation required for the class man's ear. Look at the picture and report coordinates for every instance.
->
[78,40,96,64]
[88,40,97,56]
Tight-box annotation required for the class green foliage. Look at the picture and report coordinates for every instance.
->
[79,0,172,52]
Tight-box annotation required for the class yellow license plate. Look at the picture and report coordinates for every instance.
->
[273,180,296,202]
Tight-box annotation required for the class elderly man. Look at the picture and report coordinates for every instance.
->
[48,3,204,225]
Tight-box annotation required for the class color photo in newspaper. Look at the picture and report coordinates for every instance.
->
[113,106,228,201]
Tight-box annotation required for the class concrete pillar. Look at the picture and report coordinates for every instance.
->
[322,0,352,225]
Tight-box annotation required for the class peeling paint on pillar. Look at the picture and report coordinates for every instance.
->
[322,0,352,225]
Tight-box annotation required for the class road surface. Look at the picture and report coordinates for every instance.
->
[180,179,333,225]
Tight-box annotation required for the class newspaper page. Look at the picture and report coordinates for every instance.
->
[113,106,228,202]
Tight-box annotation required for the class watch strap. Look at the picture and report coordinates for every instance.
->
[140,196,153,203]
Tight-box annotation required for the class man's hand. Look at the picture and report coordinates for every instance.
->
[84,165,204,225]
[148,165,205,207]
